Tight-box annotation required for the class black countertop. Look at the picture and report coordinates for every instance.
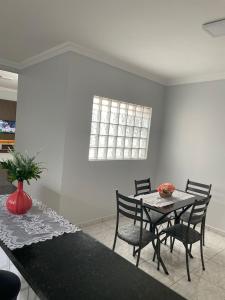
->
[1,232,186,300]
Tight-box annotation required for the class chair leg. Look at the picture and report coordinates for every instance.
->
[189,224,196,258]
[153,239,169,275]
[185,245,191,281]
[202,219,206,246]
[152,250,156,262]
[200,237,205,271]
[188,245,194,259]
[151,240,159,267]
[134,204,138,225]
[136,247,141,267]
[164,221,171,245]
[170,237,175,253]
[152,227,159,262]
[157,240,160,271]
[112,233,117,251]
[133,246,136,257]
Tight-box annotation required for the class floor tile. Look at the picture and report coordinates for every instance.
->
[18,287,29,300]
[139,259,183,287]
[172,274,225,300]
[155,244,207,278]
[195,260,225,292]
[90,228,115,248]
[204,230,225,251]
[211,248,225,266]
[82,222,111,237]
[0,247,9,269]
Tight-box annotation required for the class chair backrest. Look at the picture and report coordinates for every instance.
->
[185,179,212,198]
[135,178,151,196]
[187,196,211,231]
[116,190,143,224]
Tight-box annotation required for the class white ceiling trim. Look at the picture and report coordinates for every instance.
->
[19,41,167,85]
[19,42,73,70]
[0,58,20,70]
[1,41,225,86]
[167,71,225,86]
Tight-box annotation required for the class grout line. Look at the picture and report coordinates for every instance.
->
[193,271,225,292]
[207,247,225,261]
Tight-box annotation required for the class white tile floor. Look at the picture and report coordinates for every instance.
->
[1,217,225,300]
[82,217,225,300]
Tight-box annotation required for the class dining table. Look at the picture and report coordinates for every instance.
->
[137,189,205,227]
[133,189,205,274]
[0,182,187,300]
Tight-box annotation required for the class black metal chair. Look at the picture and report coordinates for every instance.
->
[112,191,158,267]
[134,178,151,196]
[180,179,212,246]
[134,178,172,244]
[162,197,210,281]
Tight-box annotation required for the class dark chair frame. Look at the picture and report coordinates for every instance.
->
[183,179,212,246]
[112,191,167,272]
[134,178,151,228]
[164,197,211,281]
[134,178,151,196]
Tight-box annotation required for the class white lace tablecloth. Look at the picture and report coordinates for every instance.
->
[134,190,195,207]
[0,195,80,250]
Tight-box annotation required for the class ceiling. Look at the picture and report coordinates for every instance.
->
[1,0,225,85]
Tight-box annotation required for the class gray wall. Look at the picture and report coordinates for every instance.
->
[156,80,225,232]
[16,54,70,212]
[60,52,165,224]
[16,52,165,223]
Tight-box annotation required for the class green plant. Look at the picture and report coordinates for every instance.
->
[0,151,45,184]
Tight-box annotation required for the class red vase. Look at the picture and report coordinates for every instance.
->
[6,181,32,214]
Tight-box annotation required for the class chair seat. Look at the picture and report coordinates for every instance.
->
[118,224,156,246]
[163,224,201,244]
[144,210,171,225]
[180,212,203,225]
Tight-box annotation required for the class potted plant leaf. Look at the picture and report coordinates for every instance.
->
[0,151,44,214]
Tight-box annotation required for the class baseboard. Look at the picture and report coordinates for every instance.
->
[78,215,225,239]
[205,224,225,237]
[78,214,116,228]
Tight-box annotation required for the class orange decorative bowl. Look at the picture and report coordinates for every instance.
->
[157,182,175,198]
[159,191,173,198]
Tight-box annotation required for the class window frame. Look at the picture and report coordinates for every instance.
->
[88,96,152,161]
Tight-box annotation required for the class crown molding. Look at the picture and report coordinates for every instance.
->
[0,58,20,71]
[19,41,167,85]
[166,71,225,86]
[2,42,225,87]
[19,42,73,69]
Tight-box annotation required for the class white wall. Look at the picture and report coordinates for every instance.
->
[156,80,225,232]
[16,54,70,212]
[16,52,165,223]
[60,52,165,223]
[0,88,17,101]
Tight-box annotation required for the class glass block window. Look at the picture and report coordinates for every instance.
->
[88,96,152,160]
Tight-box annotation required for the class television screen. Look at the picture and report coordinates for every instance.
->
[0,120,16,134]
